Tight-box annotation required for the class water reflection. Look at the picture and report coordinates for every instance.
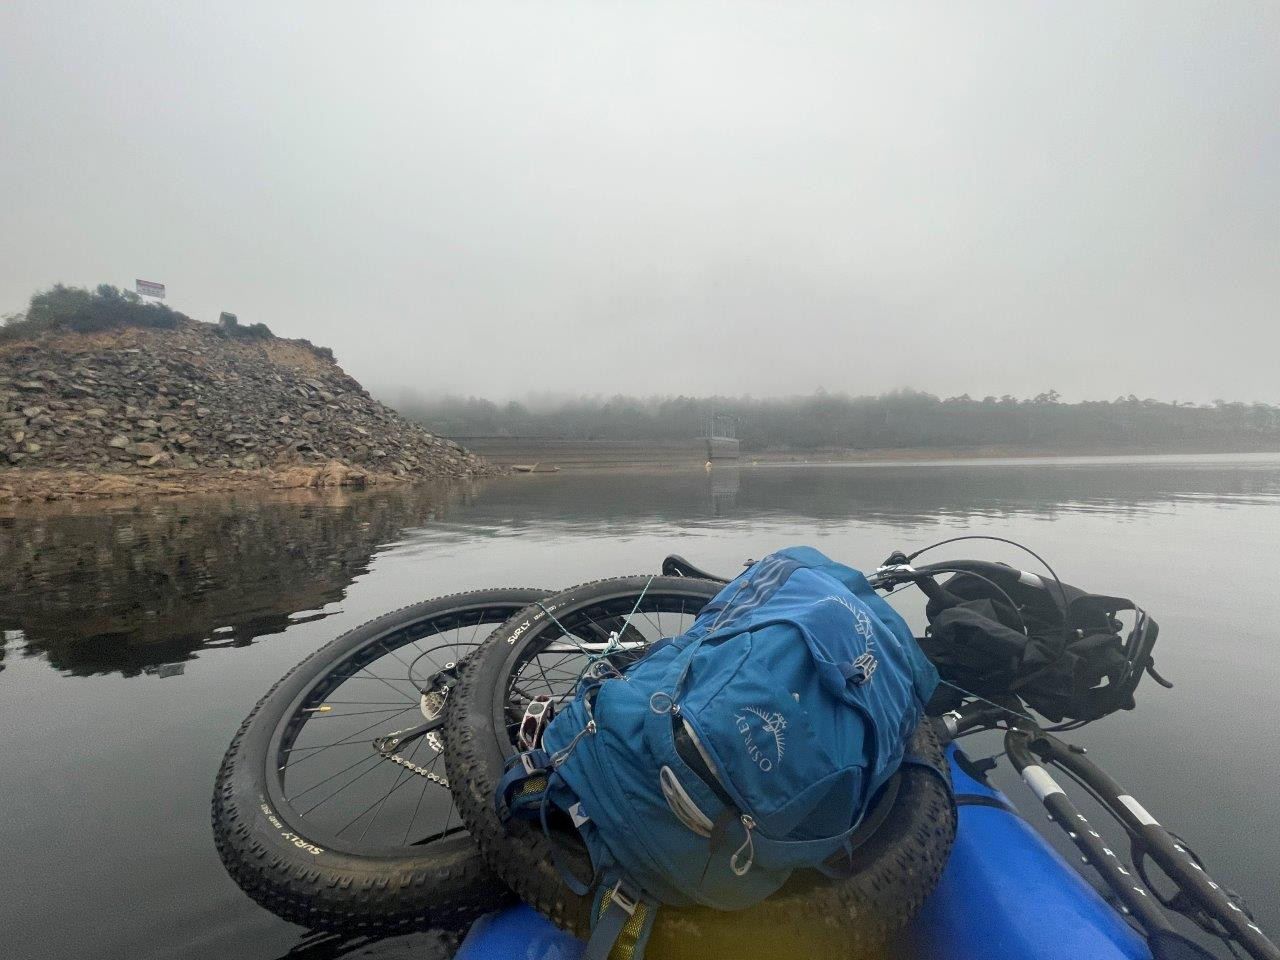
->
[709,465,741,515]
[1,454,1278,960]
[0,484,468,676]
[272,929,455,960]
[2,456,1278,679]
[396,456,1280,542]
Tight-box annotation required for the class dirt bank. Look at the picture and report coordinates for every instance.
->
[0,320,496,502]
[0,459,428,507]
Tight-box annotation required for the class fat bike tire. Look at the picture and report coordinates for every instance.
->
[212,588,549,933]
[443,576,957,959]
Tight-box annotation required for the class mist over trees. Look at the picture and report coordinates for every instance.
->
[397,390,1280,453]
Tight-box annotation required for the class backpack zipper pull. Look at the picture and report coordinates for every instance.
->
[730,814,756,876]
[550,697,598,766]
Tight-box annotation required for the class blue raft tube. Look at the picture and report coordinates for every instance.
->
[455,744,1151,960]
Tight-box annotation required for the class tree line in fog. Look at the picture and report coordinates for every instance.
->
[396,389,1280,453]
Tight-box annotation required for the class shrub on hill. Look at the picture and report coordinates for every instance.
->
[0,284,344,367]
[0,284,190,343]
[214,311,275,341]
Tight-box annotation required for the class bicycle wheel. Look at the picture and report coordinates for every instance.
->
[444,577,956,959]
[212,588,548,933]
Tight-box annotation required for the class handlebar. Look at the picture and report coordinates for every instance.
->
[868,556,1045,591]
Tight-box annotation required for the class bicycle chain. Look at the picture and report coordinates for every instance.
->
[383,750,449,787]
[365,686,451,785]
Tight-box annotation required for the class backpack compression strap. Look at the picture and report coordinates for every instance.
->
[583,878,658,960]
[500,756,658,960]
[818,753,954,880]
[494,748,553,820]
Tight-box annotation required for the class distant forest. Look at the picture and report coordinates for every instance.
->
[398,390,1280,453]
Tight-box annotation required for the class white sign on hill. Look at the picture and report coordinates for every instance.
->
[136,279,166,299]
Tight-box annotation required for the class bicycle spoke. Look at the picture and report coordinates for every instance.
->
[637,607,662,636]
[408,641,478,687]
[304,706,417,720]
[402,765,434,845]
[334,764,423,836]
[398,627,432,660]
[440,782,455,840]
[538,648,586,675]
[410,823,469,845]
[286,752,381,800]
[377,639,416,673]
[359,733,427,842]
[313,700,417,706]
[346,674,419,684]
[532,657,559,695]
[355,668,421,700]
[300,751,392,817]
[283,705,418,765]
[509,597,704,718]
[270,602,536,850]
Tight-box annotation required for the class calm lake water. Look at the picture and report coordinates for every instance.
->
[2,456,1278,959]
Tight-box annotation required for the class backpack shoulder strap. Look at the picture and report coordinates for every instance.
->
[494,748,552,820]
[582,879,658,960]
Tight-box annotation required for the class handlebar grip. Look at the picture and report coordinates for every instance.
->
[913,559,1019,582]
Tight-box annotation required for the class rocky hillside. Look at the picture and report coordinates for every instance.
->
[0,320,491,486]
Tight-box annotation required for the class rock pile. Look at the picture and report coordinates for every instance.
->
[0,321,492,486]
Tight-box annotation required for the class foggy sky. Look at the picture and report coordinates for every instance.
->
[2,2,1277,403]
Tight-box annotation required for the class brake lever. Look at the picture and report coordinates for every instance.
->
[870,562,922,592]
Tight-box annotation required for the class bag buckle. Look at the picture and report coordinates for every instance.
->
[608,880,638,916]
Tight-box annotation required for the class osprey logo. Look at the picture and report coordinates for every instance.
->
[850,608,878,683]
[826,595,878,684]
[853,608,873,638]
[849,651,878,684]
[734,706,787,772]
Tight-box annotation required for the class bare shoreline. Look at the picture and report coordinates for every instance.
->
[741,442,1280,464]
[498,442,1280,471]
[0,460,472,509]
[4,443,1276,509]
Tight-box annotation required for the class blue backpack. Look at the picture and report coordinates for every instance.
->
[496,547,941,959]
